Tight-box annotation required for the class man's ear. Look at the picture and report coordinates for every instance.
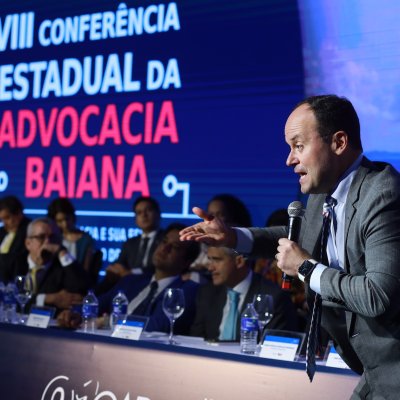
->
[235,254,247,269]
[331,130,348,155]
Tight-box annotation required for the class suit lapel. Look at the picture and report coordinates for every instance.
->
[35,262,54,293]
[144,230,163,269]
[213,286,228,337]
[236,274,259,336]
[343,157,370,272]
[151,276,181,312]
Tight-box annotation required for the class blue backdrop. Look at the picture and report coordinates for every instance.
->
[0,0,304,265]
[1,0,398,267]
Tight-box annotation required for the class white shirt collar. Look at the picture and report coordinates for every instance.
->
[232,269,253,297]
[141,230,158,240]
[331,153,363,204]
[27,255,50,271]
[152,274,180,293]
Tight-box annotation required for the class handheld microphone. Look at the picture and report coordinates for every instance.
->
[281,201,304,290]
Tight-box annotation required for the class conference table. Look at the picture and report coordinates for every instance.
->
[0,322,359,399]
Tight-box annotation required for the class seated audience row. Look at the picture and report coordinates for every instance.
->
[0,193,305,343]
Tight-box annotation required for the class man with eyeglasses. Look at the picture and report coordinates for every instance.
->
[14,217,89,313]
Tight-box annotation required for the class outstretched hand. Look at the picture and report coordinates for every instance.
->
[179,207,237,248]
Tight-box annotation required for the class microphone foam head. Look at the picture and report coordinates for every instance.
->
[287,201,304,218]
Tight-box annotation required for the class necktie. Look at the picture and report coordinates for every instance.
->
[220,289,240,340]
[321,196,337,265]
[306,196,336,382]
[135,236,150,268]
[0,232,15,254]
[30,265,45,293]
[132,281,158,316]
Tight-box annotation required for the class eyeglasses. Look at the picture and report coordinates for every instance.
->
[28,233,58,243]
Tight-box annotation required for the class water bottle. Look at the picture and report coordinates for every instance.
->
[110,290,128,330]
[82,290,99,333]
[240,303,259,354]
[0,282,5,322]
[3,283,17,324]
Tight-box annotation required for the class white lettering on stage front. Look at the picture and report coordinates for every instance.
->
[41,375,150,400]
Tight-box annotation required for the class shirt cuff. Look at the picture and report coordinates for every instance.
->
[131,268,144,275]
[233,227,253,254]
[59,251,75,267]
[309,263,327,294]
[36,293,46,307]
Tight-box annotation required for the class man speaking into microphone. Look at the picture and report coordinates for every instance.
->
[180,95,400,399]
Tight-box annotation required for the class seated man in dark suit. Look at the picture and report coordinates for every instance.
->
[190,246,298,341]
[14,217,89,313]
[0,195,31,283]
[59,223,200,335]
[95,196,164,295]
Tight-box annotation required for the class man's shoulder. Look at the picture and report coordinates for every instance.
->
[177,279,200,303]
[197,281,224,299]
[362,158,400,181]
[355,159,400,202]
[120,272,152,287]
[154,229,164,238]
[122,235,141,247]
[174,277,200,291]
[20,216,31,229]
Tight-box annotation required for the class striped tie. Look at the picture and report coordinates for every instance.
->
[306,196,336,382]
[30,265,44,293]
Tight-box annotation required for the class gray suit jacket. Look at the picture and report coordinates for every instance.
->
[249,158,400,398]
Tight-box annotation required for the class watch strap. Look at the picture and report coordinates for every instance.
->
[298,259,318,283]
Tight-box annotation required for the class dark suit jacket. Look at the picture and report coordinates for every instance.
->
[117,230,164,274]
[94,230,164,296]
[99,273,199,335]
[249,158,400,398]
[0,216,31,283]
[190,272,298,341]
[14,251,89,311]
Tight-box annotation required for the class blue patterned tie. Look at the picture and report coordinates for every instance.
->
[306,196,336,382]
[220,289,240,340]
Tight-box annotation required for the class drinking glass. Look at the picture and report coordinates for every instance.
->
[252,293,274,344]
[14,274,33,324]
[162,288,185,345]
